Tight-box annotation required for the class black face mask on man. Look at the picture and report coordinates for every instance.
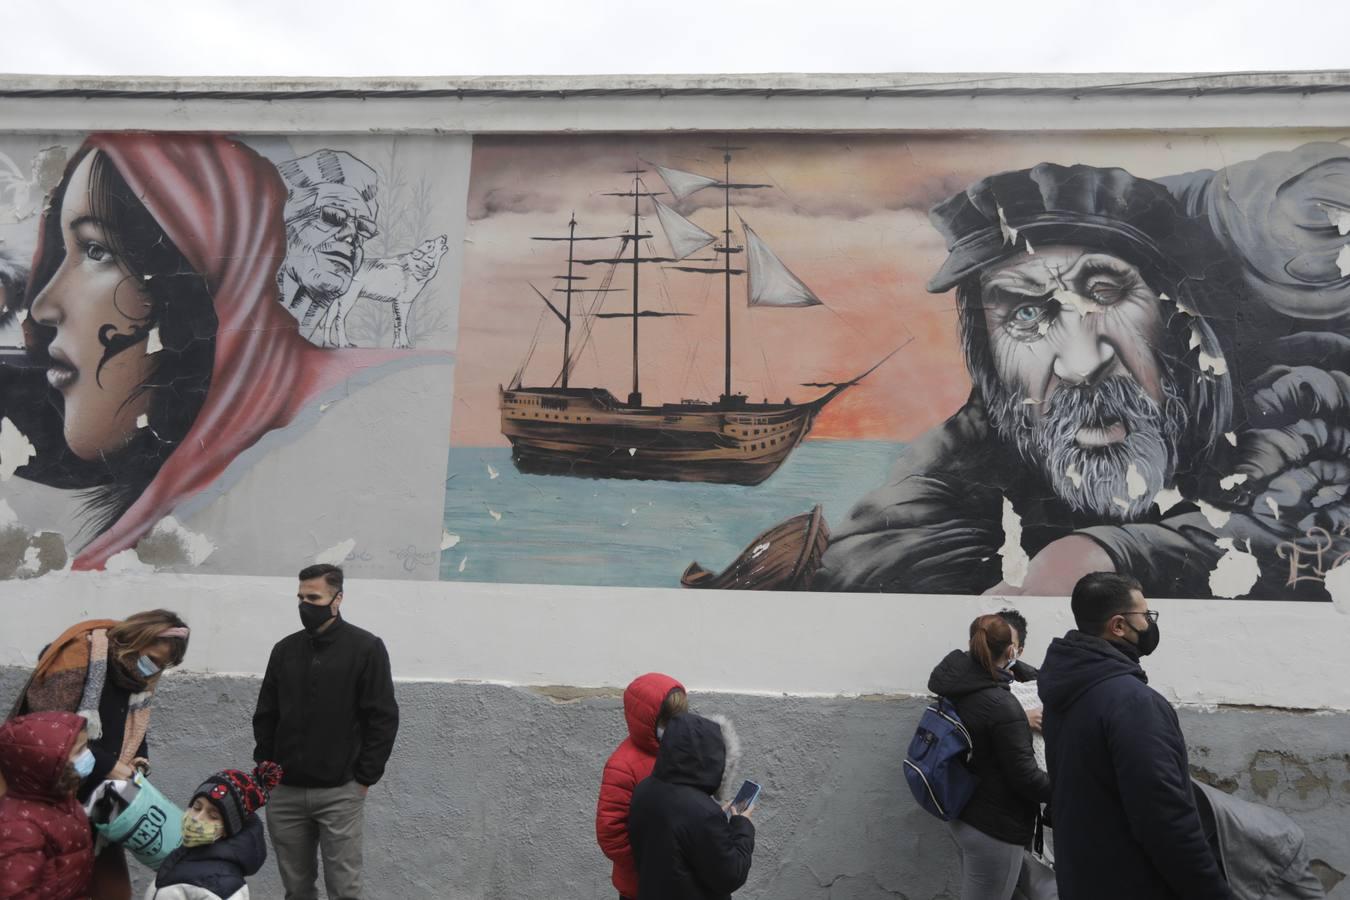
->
[299,601,336,633]
[1123,618,1160,656]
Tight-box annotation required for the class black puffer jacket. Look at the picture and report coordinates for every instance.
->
[1038,630,1231,900]
[928,649,1049,845]
[151,813,267,898]
[628,714,755,900]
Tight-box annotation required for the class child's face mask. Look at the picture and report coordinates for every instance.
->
[181,810,224,847]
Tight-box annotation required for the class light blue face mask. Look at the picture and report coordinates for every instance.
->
[72,748,95,779]
[136,655,161,679]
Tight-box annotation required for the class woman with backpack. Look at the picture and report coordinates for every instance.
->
[927,614,1050,900]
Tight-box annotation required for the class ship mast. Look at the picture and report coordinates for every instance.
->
[528,214,626,389]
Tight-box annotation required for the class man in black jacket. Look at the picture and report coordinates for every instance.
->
[253,564,399,900]
[1038,572,1231,900]
[628,713,756,900]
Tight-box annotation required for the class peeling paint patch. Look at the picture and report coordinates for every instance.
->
[136,413,149,429]
[319,400,335,413]
[440,530,460,550]
[628,447,637,456]
[1023,235,1034,255]
[1209,537,1260,598]
[1337,244,1350,278]
[996,205,1019,245]
[1219,473,1249,490]
[1125,462,1147,499]
[1056,289,1095,317]
[458,556,468,573]
[105,548,155,574]
[1326,205,1350,236]
[315,538,356,566]
[1326,562,1350,614]
[1152,486,1185,513]
[488,508,502,521]
[145,326,163,354]
[1198,349,1229,377]
[998,496,1027,589]
[1263,496,1281,521]
[137,516,215,567]
[1112,497,1130,512]
[0,416,36,480]
[1197,499,1232,529]
[1224,431,1238,447]
[0,498,16,528]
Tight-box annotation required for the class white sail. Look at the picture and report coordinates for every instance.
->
[653,163,720,201]
[743,221,823,308]
[653,198,716,260]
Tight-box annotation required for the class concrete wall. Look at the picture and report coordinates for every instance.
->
[4,667,1346,899]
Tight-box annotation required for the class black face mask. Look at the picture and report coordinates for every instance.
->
[1124,619,1160,656]
[299,602,336,633]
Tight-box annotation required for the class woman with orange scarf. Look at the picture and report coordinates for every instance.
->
[9,610,190,900]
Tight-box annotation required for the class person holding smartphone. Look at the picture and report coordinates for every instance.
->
[628,713,756,899]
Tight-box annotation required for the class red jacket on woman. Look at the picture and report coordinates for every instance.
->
[596,673,684,898]
[0,712,95,899]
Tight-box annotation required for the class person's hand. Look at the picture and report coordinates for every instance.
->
[132,757,151,776]
[722,799,754,820]
[108,762,134,780]
[985,535,1115,597]
[1025,706,1044,733]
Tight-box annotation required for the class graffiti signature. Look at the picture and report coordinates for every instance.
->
[1275,526,1350,586]
[391,545,438,572]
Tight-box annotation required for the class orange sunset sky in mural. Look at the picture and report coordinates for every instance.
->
[450,130,1323,446]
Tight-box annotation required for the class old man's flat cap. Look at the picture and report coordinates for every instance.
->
[927,163,1194,293]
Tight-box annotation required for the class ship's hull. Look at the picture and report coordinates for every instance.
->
[498,386,824,485]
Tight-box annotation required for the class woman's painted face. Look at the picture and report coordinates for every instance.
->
[29,152,156,461]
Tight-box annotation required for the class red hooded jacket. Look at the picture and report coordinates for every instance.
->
[0,712,94,900]
[596,673,684,898]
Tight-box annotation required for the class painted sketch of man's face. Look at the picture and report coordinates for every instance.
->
[976,245,1186,520]
[284,196,376,303]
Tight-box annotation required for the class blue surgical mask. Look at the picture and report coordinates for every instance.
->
[72,748,95,779]
[136,655,161,678]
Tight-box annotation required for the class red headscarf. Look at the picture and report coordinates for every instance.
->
[36,133,412,569]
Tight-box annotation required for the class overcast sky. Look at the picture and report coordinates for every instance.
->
[6,0,1350,78]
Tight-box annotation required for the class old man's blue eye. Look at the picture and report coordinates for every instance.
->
[1013,305,1042,323]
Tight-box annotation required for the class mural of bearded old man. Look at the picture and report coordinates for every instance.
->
[804,147,1350,600]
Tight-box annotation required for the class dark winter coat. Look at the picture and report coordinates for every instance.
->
[1038,630,1232,900]
[0,712,95,900]
[252,616,399,788]
[628,714,755,900]
[597,672,685,898]
[927,650,1050,845]
[149,814,267,899]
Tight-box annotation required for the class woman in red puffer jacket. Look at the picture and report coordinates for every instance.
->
[0,712,96,899]
[596,673,687,900]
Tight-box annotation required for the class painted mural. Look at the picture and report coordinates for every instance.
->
[0,132,458,579]
[448,134,1350,601]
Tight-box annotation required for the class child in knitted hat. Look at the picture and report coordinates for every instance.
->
[143,761,282,900]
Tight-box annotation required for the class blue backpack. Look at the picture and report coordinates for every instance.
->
[903,696,978,821]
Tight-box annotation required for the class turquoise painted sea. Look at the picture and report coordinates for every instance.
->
[440,440,906,587]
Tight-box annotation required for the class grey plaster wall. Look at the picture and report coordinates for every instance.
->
[2,668,1347,899]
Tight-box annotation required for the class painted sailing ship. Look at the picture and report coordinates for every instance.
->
[499,148,892,485]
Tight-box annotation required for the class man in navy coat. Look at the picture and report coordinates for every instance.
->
[1038,572,1232,900]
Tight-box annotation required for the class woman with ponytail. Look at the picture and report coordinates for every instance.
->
[927,614,1050,900]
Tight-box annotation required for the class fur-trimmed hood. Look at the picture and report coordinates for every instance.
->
[651,713,742,800]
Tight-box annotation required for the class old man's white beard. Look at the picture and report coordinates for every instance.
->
[988,375,1186,521]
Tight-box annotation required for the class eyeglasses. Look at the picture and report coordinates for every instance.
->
[314,205,379,241]
[1119,610,1160,624]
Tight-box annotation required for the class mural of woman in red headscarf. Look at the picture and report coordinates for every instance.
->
[21,133,407,570]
